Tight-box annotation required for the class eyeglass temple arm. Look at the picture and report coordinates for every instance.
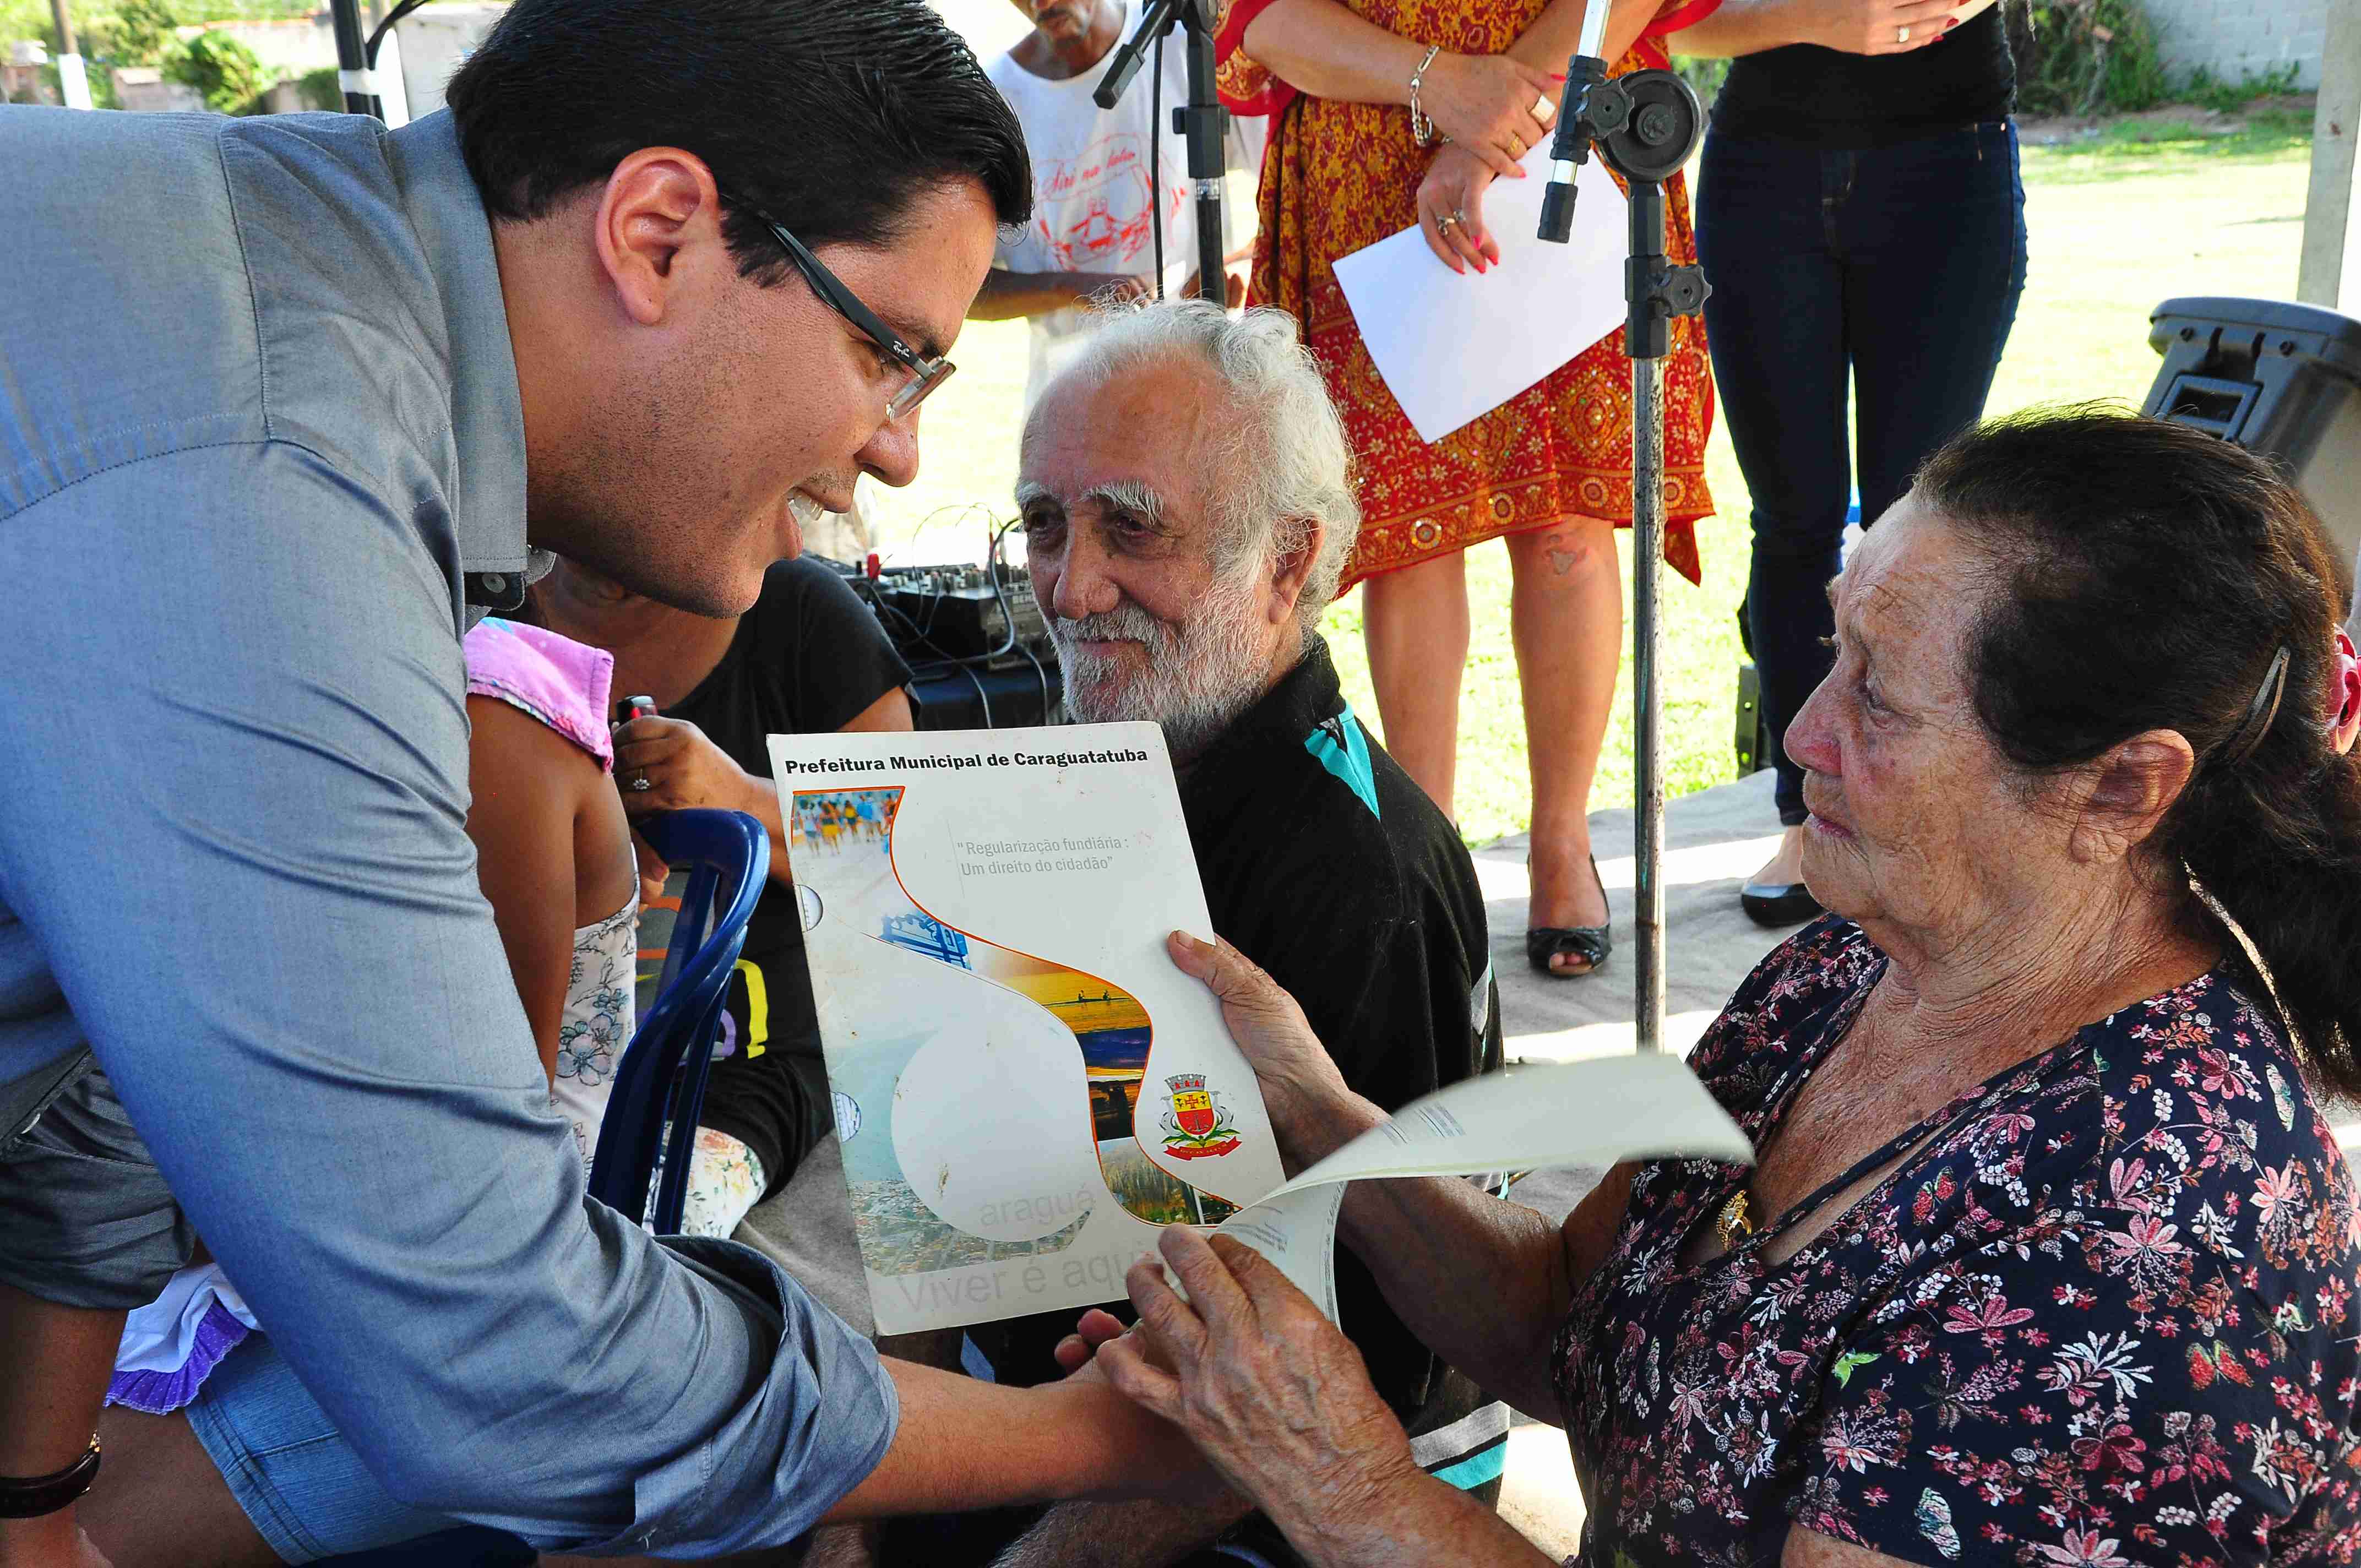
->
[766,220,927,373]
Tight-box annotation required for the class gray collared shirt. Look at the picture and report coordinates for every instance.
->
[0,105,895,1553]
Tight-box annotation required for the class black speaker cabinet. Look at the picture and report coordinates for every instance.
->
[2146,297,2361,619]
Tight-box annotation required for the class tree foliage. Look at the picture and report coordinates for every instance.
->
[107,0,179,66]
[1,0,317,57]
[2006,0,2173,116]
[163,25,263,112]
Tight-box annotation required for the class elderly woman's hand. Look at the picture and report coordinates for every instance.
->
[1167,933,1368,1172]
[1098,1228,1422,1546]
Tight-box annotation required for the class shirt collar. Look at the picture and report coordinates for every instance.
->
[384,110,545,612]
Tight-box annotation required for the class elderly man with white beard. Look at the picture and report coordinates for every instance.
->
[889,300,1508,1568]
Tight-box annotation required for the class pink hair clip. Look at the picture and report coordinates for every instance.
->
[2331,630,2360,756]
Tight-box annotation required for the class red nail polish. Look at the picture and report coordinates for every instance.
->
[1944,15,1957,26]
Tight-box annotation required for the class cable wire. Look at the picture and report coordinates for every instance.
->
[1150,29,1165,299]
[363,0,430,69]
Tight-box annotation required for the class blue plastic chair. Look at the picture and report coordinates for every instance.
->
[589,806,770,1233]
[319,809,769,1567]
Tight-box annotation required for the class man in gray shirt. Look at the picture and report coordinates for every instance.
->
[0,0,1202,1558]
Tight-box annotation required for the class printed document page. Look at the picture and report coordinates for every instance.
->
[1213,1053,1755,1326]
[771,723,1287,1334]
[1331,147,1626,444]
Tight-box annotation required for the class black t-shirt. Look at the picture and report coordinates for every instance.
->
[634,557,911,1195]
[927,638,1506,1564]
[1174,635,1504,1473]
[1710,7,2013,149]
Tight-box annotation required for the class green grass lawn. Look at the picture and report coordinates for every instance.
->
[867,60,2316,846]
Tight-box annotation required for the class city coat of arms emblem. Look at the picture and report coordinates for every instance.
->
[1158,1072,1241,1159]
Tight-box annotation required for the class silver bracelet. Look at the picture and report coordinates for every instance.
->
[1407,43,1442,147]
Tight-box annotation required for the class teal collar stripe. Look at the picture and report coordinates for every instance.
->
[1430,1440,1508,1491]
[1303,705,1380,820]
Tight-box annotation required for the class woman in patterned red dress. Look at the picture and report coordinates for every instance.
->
[1216,0,1716,977]
[1089,412,2361,1567]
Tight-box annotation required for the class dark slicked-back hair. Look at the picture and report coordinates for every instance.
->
[1918,404,2361,1095]
[445,0,1030,282]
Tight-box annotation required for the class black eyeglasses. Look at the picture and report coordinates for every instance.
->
[725,192,955,421]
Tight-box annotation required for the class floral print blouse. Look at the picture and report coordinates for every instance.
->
[1554,918,2361,1567]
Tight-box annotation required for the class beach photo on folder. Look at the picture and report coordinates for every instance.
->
[771,725,1283,1333]
[1331,147,1628,444]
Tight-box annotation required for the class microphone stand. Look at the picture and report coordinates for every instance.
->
[329,0,380,118]
[1535,5,1707,1055]
[1093,0,1227,304]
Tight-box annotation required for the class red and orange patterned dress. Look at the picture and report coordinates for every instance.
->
[1216,0,1717,589]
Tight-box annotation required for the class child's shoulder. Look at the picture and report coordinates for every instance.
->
[463,618,616,772]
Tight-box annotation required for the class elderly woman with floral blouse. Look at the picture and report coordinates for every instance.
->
[1081,407,2361,1568]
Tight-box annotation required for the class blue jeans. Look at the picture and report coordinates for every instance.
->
[1695,120,2027,823]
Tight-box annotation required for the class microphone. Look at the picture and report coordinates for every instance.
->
[1537,0,1615,243]
[1092,0,1177,111]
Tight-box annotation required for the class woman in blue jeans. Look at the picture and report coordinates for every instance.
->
[1668,0,2026,924]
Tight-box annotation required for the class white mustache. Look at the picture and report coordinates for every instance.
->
[1054,605,1168,647]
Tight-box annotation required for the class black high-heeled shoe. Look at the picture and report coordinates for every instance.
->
[1739,878,1821,927]
[1527,854,1611,979]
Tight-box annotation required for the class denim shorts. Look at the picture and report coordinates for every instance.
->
[184,1333,485,1564]
[0,1046,196,1309]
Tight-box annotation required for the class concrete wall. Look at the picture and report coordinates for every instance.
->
[176,16,339,80]
[112,64,204,111]
[390,4,505,122]
[2140,0,2331,92]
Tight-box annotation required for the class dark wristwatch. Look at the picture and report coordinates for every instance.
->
[0,1437,101,1519]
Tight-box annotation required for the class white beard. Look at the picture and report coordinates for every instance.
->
[1049,569,1274,760]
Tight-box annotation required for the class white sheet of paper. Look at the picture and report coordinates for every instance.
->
[1211,1052,1755,1324]
[1330,149,1627,445]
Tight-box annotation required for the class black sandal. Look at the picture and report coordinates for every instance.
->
[1527,855,1611,978]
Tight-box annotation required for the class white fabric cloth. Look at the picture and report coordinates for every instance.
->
[987,5,1266,402]
[115,1261,257,1374]
[677,1128,768,1239]
[552,894,638,1169]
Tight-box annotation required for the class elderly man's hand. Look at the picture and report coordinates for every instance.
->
[1167,932,1363,1173]
[1177,270,1250,309]
[1097,1229,1421,1545]
[1075,271,1156,308]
